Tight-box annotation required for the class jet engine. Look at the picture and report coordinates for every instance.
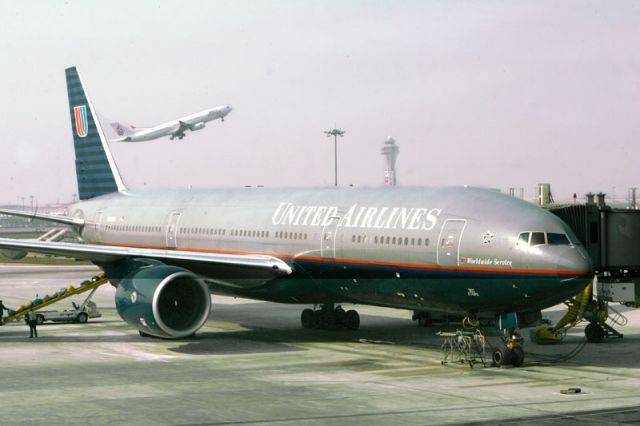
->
[0,249,27,260]
[115,264,211,338]
[191,122,205,131]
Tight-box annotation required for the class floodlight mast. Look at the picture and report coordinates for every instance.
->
[324,128,345,186]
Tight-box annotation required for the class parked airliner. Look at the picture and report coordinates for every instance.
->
[0,67,592,366]
[110,104,232,142]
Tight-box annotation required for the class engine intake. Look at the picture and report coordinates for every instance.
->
[0,249,27,260]
[115,265,211,338]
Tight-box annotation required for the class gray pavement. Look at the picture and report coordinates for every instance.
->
[0,264,639,425]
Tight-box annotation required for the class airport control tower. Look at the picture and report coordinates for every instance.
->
[381,136,399,186]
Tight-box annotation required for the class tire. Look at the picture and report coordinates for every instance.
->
[418,313,432,327]
[301,309,314,329]
[511,346,525,367]
[492,348,512,367]
[345,310,360,330]
[77,312,88,324]
[36,315,44,325]
[334,308,347,329]
[585,323,605,343]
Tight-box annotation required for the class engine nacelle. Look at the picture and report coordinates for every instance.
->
[191,122,205,131]
[115,265,211,338]
[0,249,27,260]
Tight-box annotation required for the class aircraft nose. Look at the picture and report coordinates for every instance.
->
[557,247,593,277]
[225,105,232,113]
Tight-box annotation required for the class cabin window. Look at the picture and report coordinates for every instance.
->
[392,237,396,244]
[425,238,430,246]
[530,232,545,246]
[404,237,409,245]
[417,238,422,246]
[547,233,570,245]
[411,237,415,246]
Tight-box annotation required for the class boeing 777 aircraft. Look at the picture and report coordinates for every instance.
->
[110,104,232,142]
[0,67,592,366]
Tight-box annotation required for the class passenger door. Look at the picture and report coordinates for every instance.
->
[437,219,466,267]
[320,215,341,259]
[165,211,182,248]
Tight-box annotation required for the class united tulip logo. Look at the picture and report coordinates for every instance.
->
[74,105,88,138]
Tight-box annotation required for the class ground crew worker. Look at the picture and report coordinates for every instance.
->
[27,309,38,338]
[0,300,6,324]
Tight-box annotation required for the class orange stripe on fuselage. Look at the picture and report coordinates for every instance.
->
[91,241,586,278]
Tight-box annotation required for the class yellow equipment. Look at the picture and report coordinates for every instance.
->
[531,283,592,344]
[2,275,109,324]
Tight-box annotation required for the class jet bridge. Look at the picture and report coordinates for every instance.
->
[546,193,640,341]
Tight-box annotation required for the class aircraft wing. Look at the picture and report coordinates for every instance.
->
[0,208,84,228]
[0,237,292,277]
[177,120,193,131]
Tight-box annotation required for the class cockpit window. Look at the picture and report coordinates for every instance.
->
[547,233,570,245]
[530,232,546,246]
[517,232,530,245]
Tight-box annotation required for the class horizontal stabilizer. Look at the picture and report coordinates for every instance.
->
[0,208,84,228]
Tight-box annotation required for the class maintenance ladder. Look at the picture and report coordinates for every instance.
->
[2,275,109,324]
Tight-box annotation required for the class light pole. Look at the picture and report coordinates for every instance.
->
[324,127,345,186]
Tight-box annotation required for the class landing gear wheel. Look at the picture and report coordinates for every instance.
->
[301,309,314,329]
[345,310,360,330]
[511,346,525,367]
[585,323,605,343]
[300,306,360,330]
[492,348,512,367]
[418,312,432,327]
[334,307,347,329]
[36,314,44,325]
[76,312,88,323]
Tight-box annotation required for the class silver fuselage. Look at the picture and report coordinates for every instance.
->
[70,186,592,316]
[121,105,232,142]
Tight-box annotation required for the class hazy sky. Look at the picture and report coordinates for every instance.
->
[1,0,639,205]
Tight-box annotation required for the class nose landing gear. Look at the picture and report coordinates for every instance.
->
[300,304,360,330]
[492,329,525,367]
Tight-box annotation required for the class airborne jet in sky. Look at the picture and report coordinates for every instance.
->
[110,104,232,142]
[0,67,592,366]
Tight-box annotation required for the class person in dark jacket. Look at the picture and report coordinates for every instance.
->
[0,300,6,325]
[27,309,38,338]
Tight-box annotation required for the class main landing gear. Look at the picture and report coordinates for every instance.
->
[300,304,360,330]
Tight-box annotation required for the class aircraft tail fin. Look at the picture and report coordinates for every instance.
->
[110,121,135,136]
[65,66,126,200]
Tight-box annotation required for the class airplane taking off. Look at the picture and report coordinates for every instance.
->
[110,104,232,142]
[0,67,593,366]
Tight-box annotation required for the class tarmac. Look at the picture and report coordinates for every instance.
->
[1,264,639,425]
